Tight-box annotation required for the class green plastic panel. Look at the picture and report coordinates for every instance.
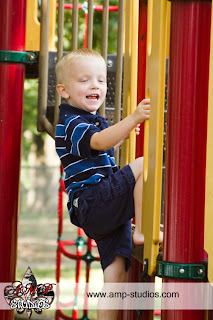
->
[157,261,207,280]
[0,51,36,64]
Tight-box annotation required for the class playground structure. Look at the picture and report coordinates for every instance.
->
[0,0,213,320]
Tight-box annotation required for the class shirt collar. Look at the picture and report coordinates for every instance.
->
[59,103,105,124]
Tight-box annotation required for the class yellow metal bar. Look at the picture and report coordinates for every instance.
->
[142,0,168,276]
[49,0,56,50]
[26,0,56,51]
[128,0,139,163]
[204,2,213,285]
[114,0,125,125]
[114,0,125,165]
[120,0,139,167]
[165,1,171,58]
[120,0,131,168]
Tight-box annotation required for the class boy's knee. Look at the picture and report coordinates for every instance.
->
[136,157,143,168]
[104,255,127,282]
[129,157,143,180]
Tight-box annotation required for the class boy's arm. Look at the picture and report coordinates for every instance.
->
[114,124,141,150]
[114,139,126,151]
[90,99,150,151]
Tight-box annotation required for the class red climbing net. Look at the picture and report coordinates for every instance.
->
[56,164,100,320]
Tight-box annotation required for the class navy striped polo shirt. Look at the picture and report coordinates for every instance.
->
[55,104,118,215]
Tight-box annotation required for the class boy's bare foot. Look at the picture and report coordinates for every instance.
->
[131,224,163,245]
[133,229,144,245]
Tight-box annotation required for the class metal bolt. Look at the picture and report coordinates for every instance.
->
[107,59,113,68]
[198,269,203,275]
[27,53,35,61]
[179,268,185,274]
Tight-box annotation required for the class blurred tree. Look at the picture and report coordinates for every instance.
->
[23,80,45,162]
[57,0,118,52]
[23,0,119,162]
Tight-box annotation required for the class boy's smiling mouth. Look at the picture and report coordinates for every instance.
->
[86,94,99,100]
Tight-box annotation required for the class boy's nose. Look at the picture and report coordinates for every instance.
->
[91,80,99,89]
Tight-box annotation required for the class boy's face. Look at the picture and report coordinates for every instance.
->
[60,56,107,114]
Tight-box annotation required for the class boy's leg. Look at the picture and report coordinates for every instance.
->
[103,255,126,283]
[129,157,163,244]
[129,157,145,245]
[97,255,126,320]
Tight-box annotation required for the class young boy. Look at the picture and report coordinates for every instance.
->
[55,48,150,319]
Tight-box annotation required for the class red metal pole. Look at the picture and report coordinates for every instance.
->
[56,3,119,11]
[162,1,211,319]
[136,0,147,159]
[0,0,26,318]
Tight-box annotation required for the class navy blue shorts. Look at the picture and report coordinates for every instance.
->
[72,164,135,271]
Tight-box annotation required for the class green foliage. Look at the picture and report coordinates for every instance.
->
[23,79,45,161]
[57,0,119,53]
[93,6,118,54]
[23,0,119,161]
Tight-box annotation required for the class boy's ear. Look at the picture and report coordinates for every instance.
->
[56,84,69,99]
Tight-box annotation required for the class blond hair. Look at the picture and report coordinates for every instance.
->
[56,48,105,83]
